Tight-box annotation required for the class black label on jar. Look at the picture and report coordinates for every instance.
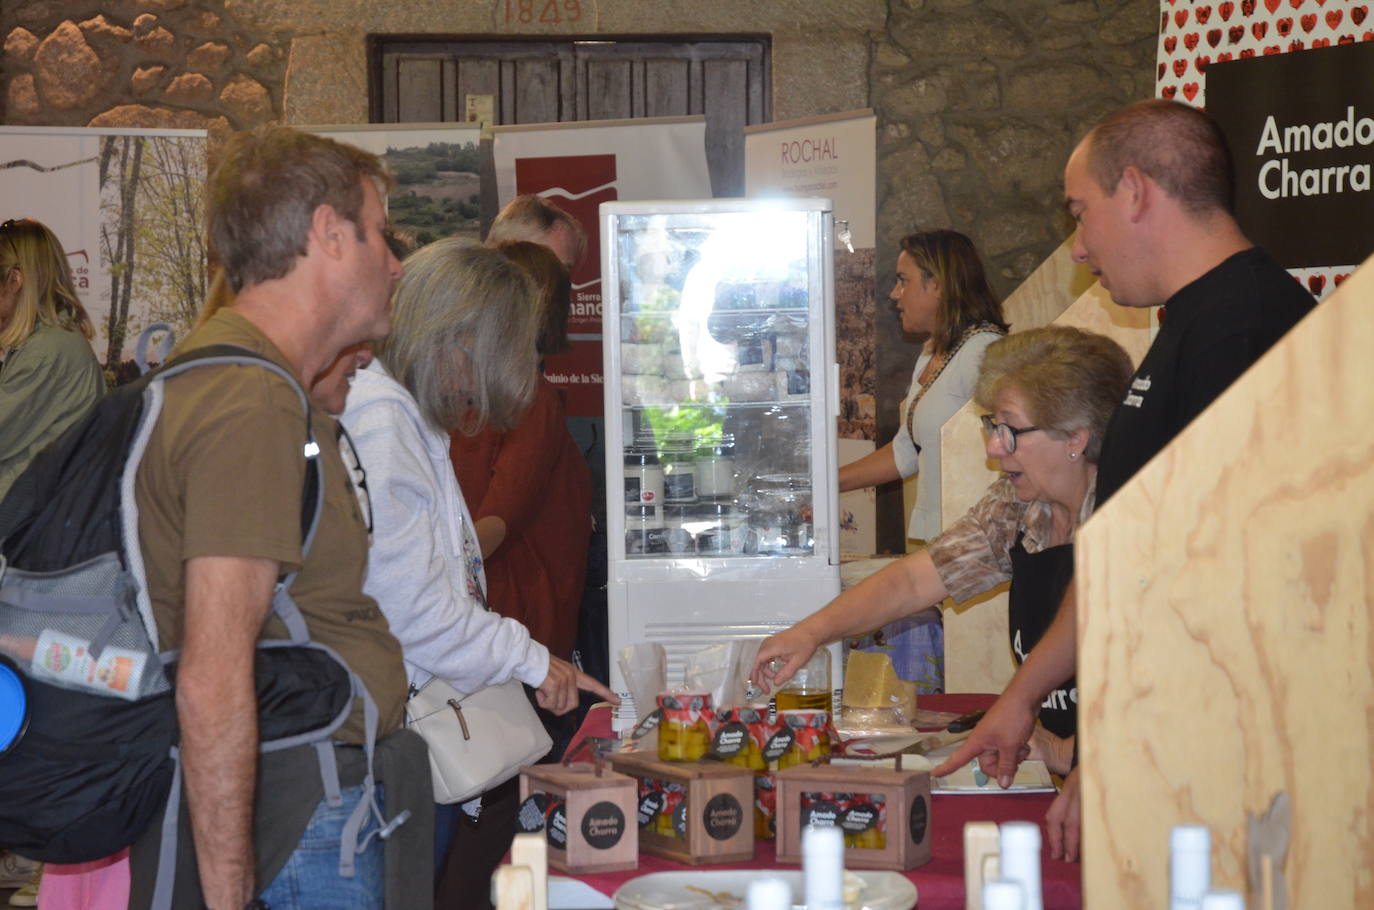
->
[630,707,663,739]
[711,721,750,758]
[702,793,742,841]
[625,476,642,499]
[840,800,880,833]
[672,800,688,838]
[516,793,548,833]
[800,795,840,828]
[581,801,626,850]
[663,471,695,502]
[546,799,568,849]
[763,727,795,762]
[909,794,929,844]
[638,790,666,828]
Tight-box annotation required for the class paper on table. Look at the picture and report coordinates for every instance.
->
[933,758,1056,794]
[549,875,616,910]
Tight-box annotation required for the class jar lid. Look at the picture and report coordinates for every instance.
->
[624,451,660,466]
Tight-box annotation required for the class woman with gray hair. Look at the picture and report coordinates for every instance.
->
[753,325,1133,761]
[338,238,616,894]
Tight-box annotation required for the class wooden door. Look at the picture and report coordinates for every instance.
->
[373,37,769,197]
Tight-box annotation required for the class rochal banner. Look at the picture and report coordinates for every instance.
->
[744,110,878,555]
[492,115,711,419]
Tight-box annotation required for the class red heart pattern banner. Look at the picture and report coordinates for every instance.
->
[1156,0,1369,299]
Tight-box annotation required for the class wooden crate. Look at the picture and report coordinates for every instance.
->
[518,763,639,874]
[775,763,932,871]
[607,751,755,864]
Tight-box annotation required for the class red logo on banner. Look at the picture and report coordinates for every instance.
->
[514,153,616,335]
[513,154,617,418]
[542,338,606,418]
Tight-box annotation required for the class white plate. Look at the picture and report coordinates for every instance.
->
[612,869,917,910]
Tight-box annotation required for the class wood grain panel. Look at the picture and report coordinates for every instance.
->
[643,58,690,118]
[937,278,1151,693]
[585,58,633,121]
[702,58,748,197]
[457,58,500,122]
[396,57,444,123]
[1001,236,1098,333]
[511,57,562,124]
[1077,253,1374,910]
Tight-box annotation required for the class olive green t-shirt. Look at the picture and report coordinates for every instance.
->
[134,309,406,741]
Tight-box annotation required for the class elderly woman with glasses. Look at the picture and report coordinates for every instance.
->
[753,325,1133,762]
[0,218,104,499]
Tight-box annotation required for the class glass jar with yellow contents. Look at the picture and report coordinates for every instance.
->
[775,709,832,769]
[657,692,713,761]
[713,705,769,771]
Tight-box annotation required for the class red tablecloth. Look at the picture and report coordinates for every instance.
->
[563,695,1081,910]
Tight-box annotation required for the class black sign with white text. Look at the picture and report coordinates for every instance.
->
[1208,41,1374,268]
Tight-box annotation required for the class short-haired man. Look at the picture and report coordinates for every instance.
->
[128,127,420,909]
[933,99,1314,859]
[487,194,587,270]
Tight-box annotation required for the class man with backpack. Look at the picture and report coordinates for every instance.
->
[124,127,419,909]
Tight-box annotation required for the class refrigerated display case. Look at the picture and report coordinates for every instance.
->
[601,198,843,726]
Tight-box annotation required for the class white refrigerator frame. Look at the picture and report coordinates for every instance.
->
[600,198,843,726]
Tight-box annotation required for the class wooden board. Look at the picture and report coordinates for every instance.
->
[938,276,1151,693]
[1076,254,1374,909]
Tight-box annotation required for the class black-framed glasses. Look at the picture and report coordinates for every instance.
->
[981,414,1042,453]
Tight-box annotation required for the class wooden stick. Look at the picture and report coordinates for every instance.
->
[511,832,549,910]
[492,866,534,910]
[1262,853,1274,910]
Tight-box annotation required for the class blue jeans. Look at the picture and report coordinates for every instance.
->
[258,784,385,910]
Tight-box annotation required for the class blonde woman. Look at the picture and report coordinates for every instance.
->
[0,218,104,499]
[338,239,616,904]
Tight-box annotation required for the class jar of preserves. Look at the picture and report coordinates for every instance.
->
[657,691,713,761]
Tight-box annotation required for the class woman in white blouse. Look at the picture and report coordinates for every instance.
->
[339,239,615,903]
[840,230,1008,539]
[838,231,1007,691]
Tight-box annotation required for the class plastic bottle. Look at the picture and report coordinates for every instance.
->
[998,822,1042,910]
[1199,889,1245,910]
[1170,825,1212,910]
[983,878,1026,910]
[746,878,792,910]
[29,629,147,700]
[802,824,844,910]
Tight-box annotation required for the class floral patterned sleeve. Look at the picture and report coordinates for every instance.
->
[926,476,1028,604]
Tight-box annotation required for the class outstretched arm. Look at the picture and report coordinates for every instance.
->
[751,549,949,692]
[931,577,1077,785]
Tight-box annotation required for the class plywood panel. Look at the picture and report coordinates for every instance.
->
[1001,237,1097,333]
[937,279,1151,693]
[1076,253,1374,910]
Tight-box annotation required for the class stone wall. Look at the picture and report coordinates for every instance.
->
[1,0,1157,550]
[2,0,286,139]
[867,0,1156,548]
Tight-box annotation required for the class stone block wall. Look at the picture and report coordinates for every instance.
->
[2,0,287,139]
[1,0,1157,549]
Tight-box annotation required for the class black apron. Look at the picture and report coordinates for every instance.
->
[1008,531,1077,740]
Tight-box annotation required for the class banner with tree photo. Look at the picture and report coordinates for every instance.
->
[0,126,208,387]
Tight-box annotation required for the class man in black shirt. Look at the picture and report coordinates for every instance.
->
[933,100,1314,859]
